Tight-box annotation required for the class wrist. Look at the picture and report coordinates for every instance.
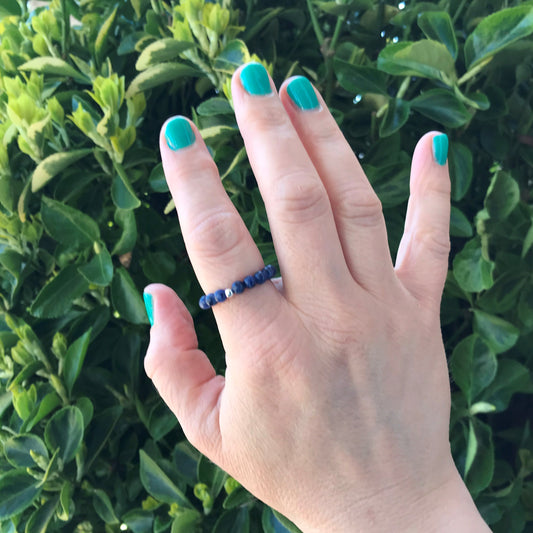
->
[292,466,490,533]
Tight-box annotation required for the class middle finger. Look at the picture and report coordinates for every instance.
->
[232,63,349,299]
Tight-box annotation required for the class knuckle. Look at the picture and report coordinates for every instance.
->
[188,209,247,261]
[414,226,451,259]
[176,154,219,181]
[336,186,384,227]
[274,170,329,223]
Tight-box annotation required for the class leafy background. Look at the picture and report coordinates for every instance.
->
[0,0,532,531]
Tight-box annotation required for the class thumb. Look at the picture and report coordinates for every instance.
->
[395,132,451,310]
[143,284,224,455]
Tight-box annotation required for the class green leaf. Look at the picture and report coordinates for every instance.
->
[112,165,141,210]
[136,39,196,70]
[473,310,520,355]
[112,208,138,256]
[4,435,49,468]
[262,508,302,533]
[477,271,528,314]
[452,238,495,293]
[213,508,250,533]
[139,450,192,507]
[214,40,250,74]
[379,99,410,137]
[92,489,119,525]
[417,11,458,59]
[122,509,154,533]
[483,359,533,412]
[95,7,118,66]
[449,142,473,201]
[24,392,61,432]
[518,284,533,328]
[377,40,456,82]
[450,334,497,404]
[411,89,471,127]
[484,171,520,221]
[32,149,93,192]
[30,265,90,319]
[334,59,388,96]
[0,469,42,520]
[41,197,100,250]
[465,6,533,69]
[148,163,169,193]
[25,496,58,533]
[63,329,92,396]
[0,0,20,17]
[170,510,202,533]
[111,268,149,324]
[78,246,113,286]
[450,206,473,238]
[84,405,123,474]
[198,455,227,501]
[465,419,494,494]
[44,406,84,463]
[197,97,234,116]
[126,63,199,97]
[223,486,255,510]
[19,57,89,84]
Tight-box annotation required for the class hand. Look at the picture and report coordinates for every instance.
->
[143,63,489,532]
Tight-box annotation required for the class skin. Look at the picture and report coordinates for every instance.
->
[144,65,491,532]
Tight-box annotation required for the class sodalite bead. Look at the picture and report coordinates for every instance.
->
[264,264,276,278]
[231,280,244,294]
[199,265,276,310]
[214,289,227,303]
[244,275,256,288]
[254,269,265,284]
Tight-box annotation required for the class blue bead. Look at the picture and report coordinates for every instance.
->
[215,289,227,303]
[199,295,210,310]
[264,264,276,278]
[244,275,256,288]
[254,270,265,284]
[232,280,245,294]
[206,293,217,306]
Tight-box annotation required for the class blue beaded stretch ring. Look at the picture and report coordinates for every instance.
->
[199,264,276,310]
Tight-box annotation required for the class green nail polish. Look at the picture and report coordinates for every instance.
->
[287,76,319,111]
[165,116,195,151]
[143,292,154,326]
[240,63,272,96]
[433,134,449,166]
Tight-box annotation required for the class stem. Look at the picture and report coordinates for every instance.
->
[396,76,411,99]
[330,14,345,52]
[452,0,468,25]
[306,0,324,46]
[60,0,70,57]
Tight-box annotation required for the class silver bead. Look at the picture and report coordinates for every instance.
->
[225,288,234,298]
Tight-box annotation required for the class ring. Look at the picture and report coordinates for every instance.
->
[199,265,276,310]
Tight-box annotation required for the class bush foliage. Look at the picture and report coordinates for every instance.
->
[0,0,533,531]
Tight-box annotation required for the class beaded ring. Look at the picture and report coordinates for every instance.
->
[199,264,276,310]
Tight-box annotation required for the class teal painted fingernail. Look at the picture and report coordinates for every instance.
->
[240,63,272,96]
[287,76,319,111]
[143,292,154,326]
[433,134,449,166]
[165,116,195,151]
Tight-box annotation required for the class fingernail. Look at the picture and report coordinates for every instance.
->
[165,116,195,151]
[287,76,319,111]
[143,292,154,326]
[433,134,449,166]
[240,63,272,96]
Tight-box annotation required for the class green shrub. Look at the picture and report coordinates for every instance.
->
[0,0,532,531]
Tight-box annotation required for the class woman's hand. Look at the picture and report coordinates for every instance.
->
[143,63,489,532]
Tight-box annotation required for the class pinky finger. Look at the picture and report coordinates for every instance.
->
[395,132,451,310]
